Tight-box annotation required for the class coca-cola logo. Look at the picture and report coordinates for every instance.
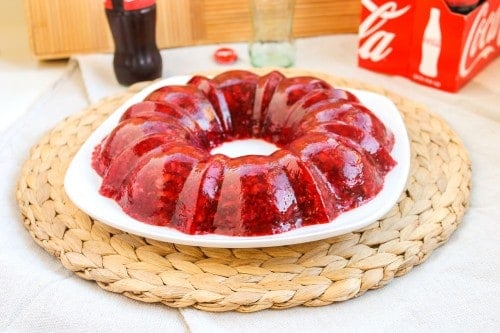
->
[358,0,411,62]
[459,2,500,78]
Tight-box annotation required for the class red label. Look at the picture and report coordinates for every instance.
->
[104,0,156,11]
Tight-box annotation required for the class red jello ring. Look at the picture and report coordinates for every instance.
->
[214,47,238,65]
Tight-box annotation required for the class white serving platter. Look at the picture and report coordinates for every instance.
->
[64,75,410,248]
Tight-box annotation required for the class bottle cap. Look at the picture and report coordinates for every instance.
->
[213,47,238,65]
[445,0,478,6]
[104,0,156,11]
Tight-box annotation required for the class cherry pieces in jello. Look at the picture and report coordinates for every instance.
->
[91,70,397,237]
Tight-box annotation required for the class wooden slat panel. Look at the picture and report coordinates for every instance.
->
[157,0,196,46]
[294,0,361,36]
[25,0,111,58]
[24,0,360,59]
[203,0,252,43]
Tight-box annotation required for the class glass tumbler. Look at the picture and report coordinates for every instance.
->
[248,0,296,68]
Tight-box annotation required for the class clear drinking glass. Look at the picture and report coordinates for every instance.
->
[248,0,296,68]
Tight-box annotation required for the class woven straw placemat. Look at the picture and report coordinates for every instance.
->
[16,69,471,312]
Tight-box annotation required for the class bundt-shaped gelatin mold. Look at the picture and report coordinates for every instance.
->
[92,70,396,236]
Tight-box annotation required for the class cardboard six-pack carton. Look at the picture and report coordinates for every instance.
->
[358,0,500,92]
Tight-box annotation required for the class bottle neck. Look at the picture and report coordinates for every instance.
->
[111,0,124,11]
[430,8,440,21]
[105,5,158,52]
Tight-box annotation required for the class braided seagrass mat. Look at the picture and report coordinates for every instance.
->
[16,69,471,312]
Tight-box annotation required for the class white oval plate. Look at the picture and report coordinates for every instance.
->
[64,75,410,248]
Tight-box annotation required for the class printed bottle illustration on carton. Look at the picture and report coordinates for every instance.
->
[419,7,442,78]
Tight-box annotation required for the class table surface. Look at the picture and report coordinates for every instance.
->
[1,3,499,331]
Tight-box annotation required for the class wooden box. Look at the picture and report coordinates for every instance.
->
[24,0,361,59]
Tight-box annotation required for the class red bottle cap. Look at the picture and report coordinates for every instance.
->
[445,0,479,7]
[104,0,156,11]
[213,47,238,65]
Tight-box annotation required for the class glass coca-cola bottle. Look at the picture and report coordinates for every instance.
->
[104,0,162,86]
[445,0,480,14]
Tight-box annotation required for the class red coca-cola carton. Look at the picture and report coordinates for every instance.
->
[358,0,500,92]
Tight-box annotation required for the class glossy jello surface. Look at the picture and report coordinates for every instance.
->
[91,70,397,237]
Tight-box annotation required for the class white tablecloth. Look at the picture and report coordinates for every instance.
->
[1,35,499,332]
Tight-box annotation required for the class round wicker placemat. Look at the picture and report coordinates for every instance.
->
[16,69,471,312]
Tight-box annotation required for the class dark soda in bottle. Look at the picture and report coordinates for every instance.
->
[445,0,480,14]
[105,0,162,85]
